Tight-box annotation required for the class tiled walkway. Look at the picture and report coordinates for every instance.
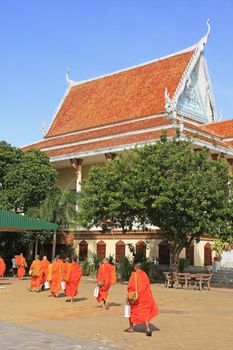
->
[0,321,113,350]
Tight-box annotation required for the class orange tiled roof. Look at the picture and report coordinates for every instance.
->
[46,128,176,158]
[46,50,194,138]
[22,116,172,152]
[22,117,233,159]
[203,119,233,138]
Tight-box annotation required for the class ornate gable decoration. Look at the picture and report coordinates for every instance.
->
[177,68,207,123]
[165,20,217,126]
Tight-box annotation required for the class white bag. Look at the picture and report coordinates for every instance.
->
[124,304,131,318]
[44,281,50,289]
[93,286,99,297]
[61,281,66,290]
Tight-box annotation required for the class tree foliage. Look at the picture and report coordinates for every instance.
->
[78,156,143,232]
[78,137,233,271]
[28,187,79,227]
[0,141,57,211]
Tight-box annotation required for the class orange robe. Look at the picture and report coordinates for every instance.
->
[65,262,82,298]
[63,261,70,281]
[0,258,6,277]
[127,270,159,324]
[16,255,27,279]
[49,261,62,294]
[40,259,50,285]
[29,259,42,289]
[96,262,114,302]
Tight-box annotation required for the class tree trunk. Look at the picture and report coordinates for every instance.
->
[34,237,38,258]
[51,231,57,261]
[169,245,183,272]
[27,241,34,261]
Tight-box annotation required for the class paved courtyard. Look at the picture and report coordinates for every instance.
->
[0,276,232,350]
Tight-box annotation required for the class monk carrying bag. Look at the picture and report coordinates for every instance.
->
[94,285,99,297]
[127,272,138,304]
[97,281,105,288]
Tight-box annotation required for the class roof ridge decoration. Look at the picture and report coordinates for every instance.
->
[45,67,74,138]
[66,67,76,87]
[164,19,216,132]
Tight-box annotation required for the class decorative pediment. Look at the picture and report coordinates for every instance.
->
[177,68,208,123]
[165,21,217,125]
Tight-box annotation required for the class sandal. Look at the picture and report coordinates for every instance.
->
[124,328,134,333]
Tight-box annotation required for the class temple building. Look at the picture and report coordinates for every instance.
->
[23,22,233,268]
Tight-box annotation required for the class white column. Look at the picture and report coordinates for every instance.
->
[70,158,83,193]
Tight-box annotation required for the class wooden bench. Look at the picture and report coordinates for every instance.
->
[174,273,190,289]
[193,274,212,290]
[163,272,173,288]
[200,274,212,290]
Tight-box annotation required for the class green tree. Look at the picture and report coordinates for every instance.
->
[28,188,79,260]
[132,139,232,271]
[78,137,232,272]
[78,156,143,232]
[0,142,57,211]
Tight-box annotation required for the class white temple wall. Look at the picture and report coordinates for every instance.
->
[73,237,215,267]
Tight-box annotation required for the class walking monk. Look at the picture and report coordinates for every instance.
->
[40,256,50,287]
[124,262,159,336]
[63,257,70,281]
[0,256,6,277]
[29,255,42,292]
[16,253,27,279]
[96,258,115,310]
[47,256,63,297]
[64,256,82,302]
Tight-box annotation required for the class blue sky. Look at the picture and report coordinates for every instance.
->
[0,0,233,147]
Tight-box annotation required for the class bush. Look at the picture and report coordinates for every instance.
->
[107,254,115,265]
[80,258,92,276]
[58,245,76,259]
[118,256,133,281]
[141,260,154,277]
[91,253,101,271]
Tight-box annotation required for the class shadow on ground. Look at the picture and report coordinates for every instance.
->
[133,323,160,333]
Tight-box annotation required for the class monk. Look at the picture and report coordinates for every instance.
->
[96,257,115,309]
[63,257,70,281]
[0,256,6,277]
[64,256,82,302]
[124,262,159,336]
[16,253,27,279]
[47,256,63,297]
[29,255,42,292]
[40,256,50,286]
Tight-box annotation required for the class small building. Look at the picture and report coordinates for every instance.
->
[22,23,233,268]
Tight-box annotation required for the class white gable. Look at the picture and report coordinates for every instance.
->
[177,55,216,124]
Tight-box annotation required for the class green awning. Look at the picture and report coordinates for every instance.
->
[0,209,57,231]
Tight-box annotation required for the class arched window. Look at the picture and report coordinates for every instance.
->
[97,240,106,260]
[115,240,125,262]
[159,241,170,265]
[136,241,146,259]
[204,242,212,266]
[79,240,88,261]
[186,245,194,265]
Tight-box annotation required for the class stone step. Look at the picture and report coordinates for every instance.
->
[211,267,233,285]
[211,279,233,283]
[213,273,233,277]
